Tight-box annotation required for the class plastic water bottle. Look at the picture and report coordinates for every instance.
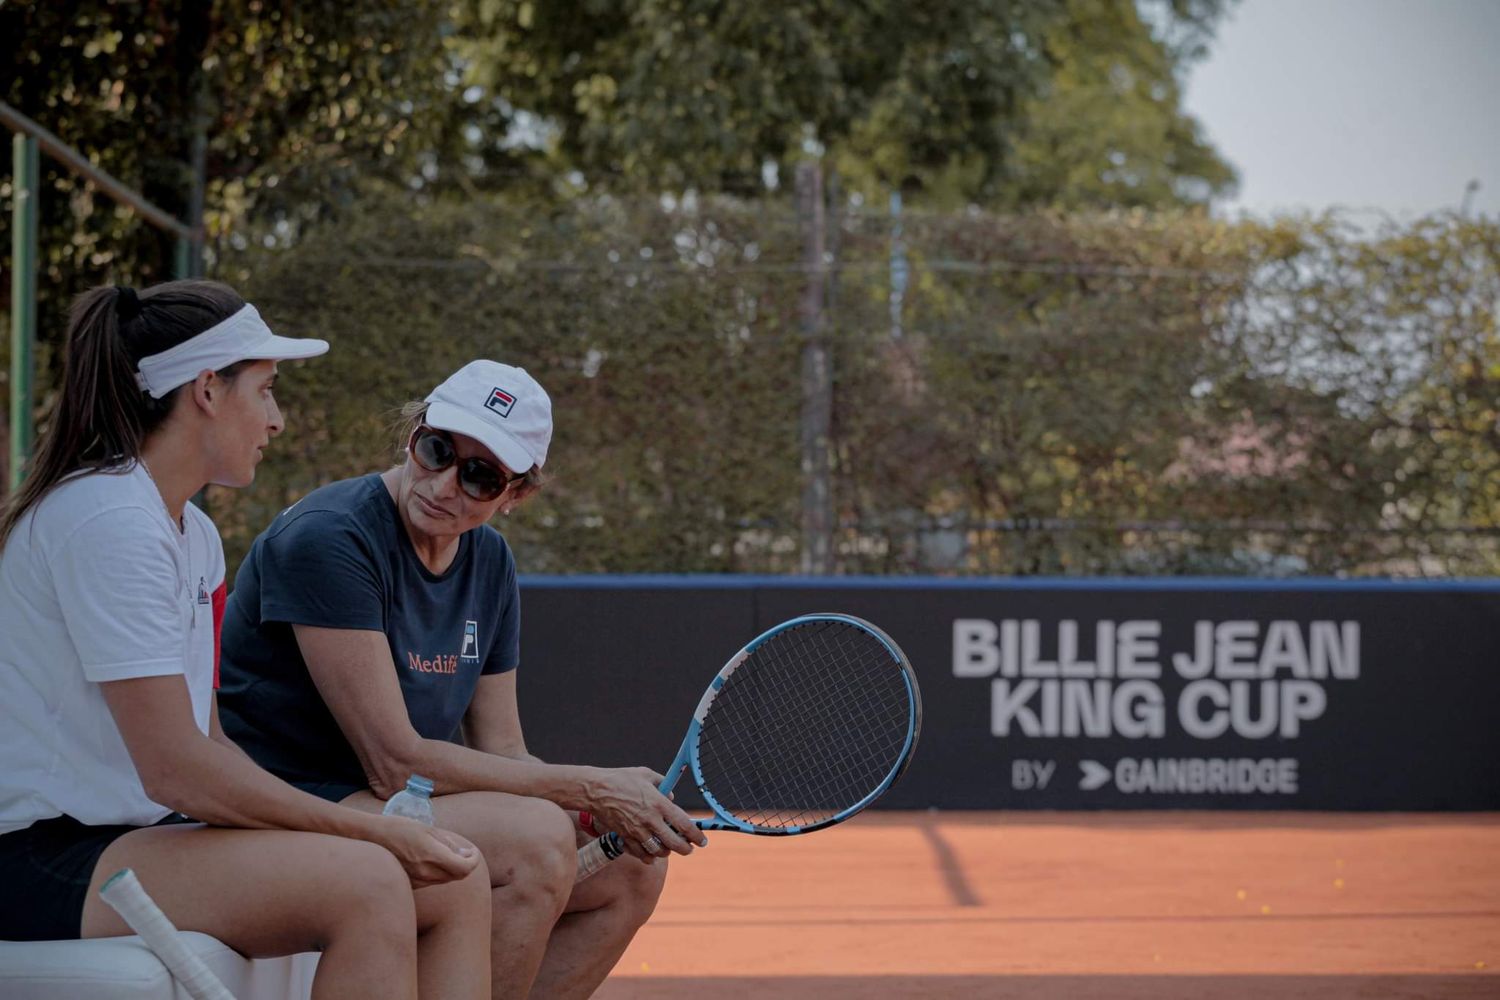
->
[382,774,435,825]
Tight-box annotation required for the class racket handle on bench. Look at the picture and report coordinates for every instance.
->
[100,868,236,1000]
[575,831,625,882]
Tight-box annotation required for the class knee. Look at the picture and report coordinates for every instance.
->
[456,852,493,914]
[486,799,574,910]
[615,855,668,927]
[418,853,493,935]
[322,841,417,949]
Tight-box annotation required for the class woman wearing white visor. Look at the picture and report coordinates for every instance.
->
[0,281,492,999]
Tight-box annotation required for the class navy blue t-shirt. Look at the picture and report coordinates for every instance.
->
[218,473,520,787]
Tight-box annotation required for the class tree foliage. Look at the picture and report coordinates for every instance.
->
[206,197,1498,578]
[4,0,1239,355]
[452,0,1236,207]
[1225,215,1500,573]
[994,0,1237,208]
[19,2,1487,582]
[1,0,453,363]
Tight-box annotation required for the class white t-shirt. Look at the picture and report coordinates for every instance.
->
[0,462,225,834]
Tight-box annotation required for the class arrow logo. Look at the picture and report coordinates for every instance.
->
[1079,760,1112,791]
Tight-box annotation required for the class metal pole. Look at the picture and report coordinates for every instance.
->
[186,115,207,277]
[10,133,39,492]
[173,236,193,280]
[0,101,195,243]
[2,99,205,495]
[889,189,907,340]
[173,116,207,280]
[796,161,834,574]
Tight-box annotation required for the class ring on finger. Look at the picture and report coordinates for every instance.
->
[642,835,663,854]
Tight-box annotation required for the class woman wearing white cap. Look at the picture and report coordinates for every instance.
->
[219,359,707,999]
[0,282,492,999]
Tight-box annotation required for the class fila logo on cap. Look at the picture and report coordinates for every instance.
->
[485,387,516,418]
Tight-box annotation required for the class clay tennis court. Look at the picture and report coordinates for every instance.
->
[598,811,1499,999]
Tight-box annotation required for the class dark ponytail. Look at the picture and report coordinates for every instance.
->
[0,279,245,545]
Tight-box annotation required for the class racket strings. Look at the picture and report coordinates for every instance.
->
[709,626,909,828]
[710,653,869,827]
[695,620,914,831]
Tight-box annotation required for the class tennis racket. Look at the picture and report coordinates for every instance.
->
[99,868,236,1000]
[576,613,921,881]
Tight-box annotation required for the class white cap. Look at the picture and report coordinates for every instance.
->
[134,304,329,398]
[423,360,553,473]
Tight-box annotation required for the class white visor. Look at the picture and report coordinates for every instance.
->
[133,304,329,399]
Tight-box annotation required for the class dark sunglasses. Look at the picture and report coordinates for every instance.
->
[409,427,524,502]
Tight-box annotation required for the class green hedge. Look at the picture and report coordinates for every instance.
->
[27,194,1500,578]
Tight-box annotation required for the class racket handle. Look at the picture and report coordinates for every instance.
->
[575,831,625,883]
[99,868,237,1000]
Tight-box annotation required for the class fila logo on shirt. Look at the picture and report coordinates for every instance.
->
[460,620,480,662]
[484,387,516,419]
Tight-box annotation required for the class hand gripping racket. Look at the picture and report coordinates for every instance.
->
[576,613,922,881]
[100,868,237,1000]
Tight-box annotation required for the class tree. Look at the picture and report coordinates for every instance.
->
[1224,214,1500,574]
[451,0,1235,207]
[991,0,1237,209]
[2,1,454,353]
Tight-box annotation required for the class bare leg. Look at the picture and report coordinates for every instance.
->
[413,853,493,1000]
[82,823,489,1000]
[341,790,576,1000]
[84,825,418,1000]
[527,846,668,1000]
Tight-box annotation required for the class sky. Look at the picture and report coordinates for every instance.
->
[1181,0,1500,219]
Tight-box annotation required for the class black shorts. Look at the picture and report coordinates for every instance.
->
[288,779,365,804]
[0,813,195,942]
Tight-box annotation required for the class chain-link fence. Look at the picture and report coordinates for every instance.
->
[139,193,1499,578]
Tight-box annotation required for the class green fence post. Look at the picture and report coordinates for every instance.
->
[173,235,193,280]
[10,133,39,492]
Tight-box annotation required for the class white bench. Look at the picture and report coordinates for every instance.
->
[0,934,318,999]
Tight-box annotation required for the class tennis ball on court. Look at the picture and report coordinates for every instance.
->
[1260,904,1272,915]
[1334,878,1345,889]
[1236,889,1247,901]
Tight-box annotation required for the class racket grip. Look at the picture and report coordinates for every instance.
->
[100,868,236,1000]
[575,831,625,883]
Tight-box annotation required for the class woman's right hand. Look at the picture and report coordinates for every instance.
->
[376,816,482,888]
[583,766,708,861]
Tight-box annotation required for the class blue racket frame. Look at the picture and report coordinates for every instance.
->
[658,612,922,836]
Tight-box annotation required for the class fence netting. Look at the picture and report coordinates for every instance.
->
[173,195,1499,577]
